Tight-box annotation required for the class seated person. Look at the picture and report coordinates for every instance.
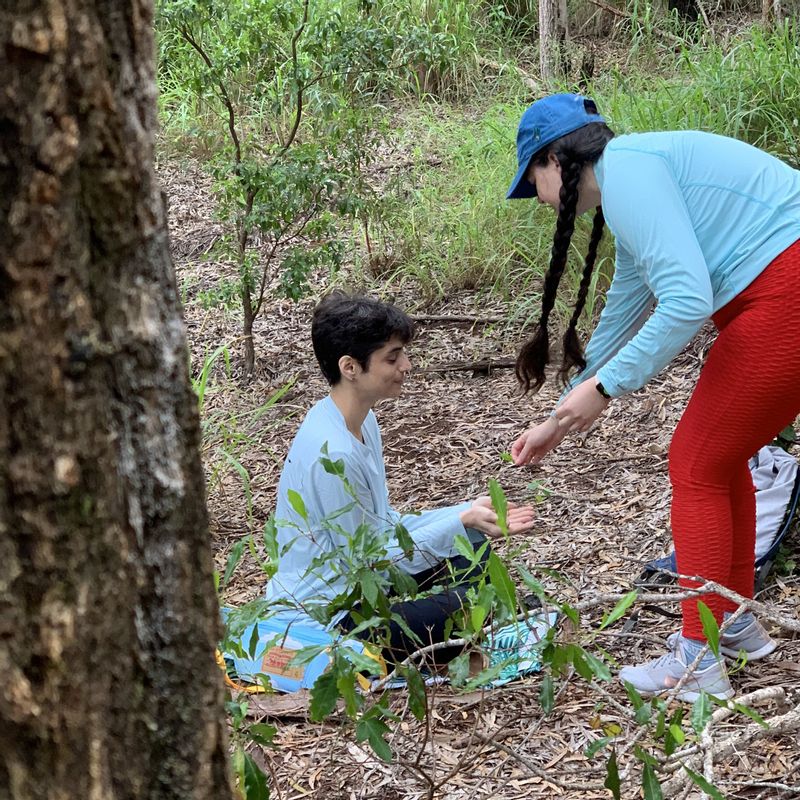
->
[265,291,535,665]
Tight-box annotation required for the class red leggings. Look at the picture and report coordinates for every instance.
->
[669,239,800,640]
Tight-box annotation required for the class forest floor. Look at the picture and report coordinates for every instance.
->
[162,157,800,800]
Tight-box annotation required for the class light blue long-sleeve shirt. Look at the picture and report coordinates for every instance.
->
[567,131,800,399]
[265,395,470,629]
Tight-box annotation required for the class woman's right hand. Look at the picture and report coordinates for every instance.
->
[511,417,566,466]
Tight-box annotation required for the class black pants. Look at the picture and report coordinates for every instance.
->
[339,528,491,666]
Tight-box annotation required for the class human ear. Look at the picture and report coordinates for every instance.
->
[338,355,358,381]
[548,152,561,172]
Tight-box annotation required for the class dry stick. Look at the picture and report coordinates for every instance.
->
[475,732,607,792]
[419,357,517,375]
[662,700,800,797]
[368,606,555,693]
[275,0,310,158]
[655,686,787,798]
[411,314,504,324]
[475,56,539,93]
[585,0,684,43]
[573,580,800,632]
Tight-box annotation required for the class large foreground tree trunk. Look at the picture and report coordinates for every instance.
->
[0,3,235,799]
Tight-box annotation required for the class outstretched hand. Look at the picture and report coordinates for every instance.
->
[553,377,609,433]
[512,379,610,466]
[460,495,535,539]
[511,416,566,466]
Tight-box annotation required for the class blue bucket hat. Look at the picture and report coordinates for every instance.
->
[507,93,606,200]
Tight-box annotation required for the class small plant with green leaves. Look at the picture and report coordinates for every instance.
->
[157,0,394,377]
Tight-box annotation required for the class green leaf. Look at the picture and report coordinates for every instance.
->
[356,716,392,762]
[567,645,593,682]
[539,674,554,714]
[387,566,418,598]
[222,540,245,588]
[319,455,345,477]
[599,590,639,630]
[559,601,580,626]
[286,489,308,521]
[487,478,509,536]
[684,767,726,799]
[641,763,663,800]
[487,552,517,615]
[448,652,471,686]
[691,691,713,734]
[470,604,488,633]
[309,670,339,722]
[668,723,685,745]
[406,667,427,721]
[635,704,652,726]
[623,680,645,711]
[634,745,659,767]
[248,723,277,747]
[731,701,768,728]
[452,533,476,562]
[604,750,621,800]
[516,564,545,598]
[697,602,720,658]
[247,622,260,659]
[584,651,612,682]
[585,736,611,758]
[243,753,270,800]
[337,669,359,717]
[359,571,380,609]
[395,523,414,558]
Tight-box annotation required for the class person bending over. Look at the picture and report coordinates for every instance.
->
[506,93,799,700]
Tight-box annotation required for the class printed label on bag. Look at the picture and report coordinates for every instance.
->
[262,646,304,680]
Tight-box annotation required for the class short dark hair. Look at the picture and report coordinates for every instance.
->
[312,292,414,385]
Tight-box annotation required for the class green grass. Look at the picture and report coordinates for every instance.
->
[591,21,800,165]
[358,21,800,333]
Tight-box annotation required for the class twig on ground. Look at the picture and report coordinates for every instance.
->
[419,357,516,375]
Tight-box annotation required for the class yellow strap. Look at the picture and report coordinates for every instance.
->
[216,649,271,694]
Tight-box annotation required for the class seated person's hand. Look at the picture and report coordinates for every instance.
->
[460,496,535,538]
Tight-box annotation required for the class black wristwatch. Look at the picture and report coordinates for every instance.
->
[595,380,611,400]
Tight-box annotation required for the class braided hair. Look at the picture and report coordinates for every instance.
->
[516,119,615,393]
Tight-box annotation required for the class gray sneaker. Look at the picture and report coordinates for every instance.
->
[667,619,777,662]
[619,639,733,702]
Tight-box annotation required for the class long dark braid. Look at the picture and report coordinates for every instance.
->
[515,120,614,393]
[515,159,583,392]
[559,206,606,384]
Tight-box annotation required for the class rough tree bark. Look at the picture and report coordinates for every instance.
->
[0,3,235,799]
[539,0,568,83]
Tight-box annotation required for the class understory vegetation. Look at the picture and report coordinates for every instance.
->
[156,2,800,798]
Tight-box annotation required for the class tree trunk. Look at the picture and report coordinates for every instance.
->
[539,0,567,83]
[242,287,256,380]
[0,3,235,800]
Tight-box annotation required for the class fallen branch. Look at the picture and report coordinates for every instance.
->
[476,56,539,93]
[419,357,516,375]
[586,0,684,43]
[577,580,800,633]
[662,699,800,796]
[475,732,606,792]
[411,314,504,324]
